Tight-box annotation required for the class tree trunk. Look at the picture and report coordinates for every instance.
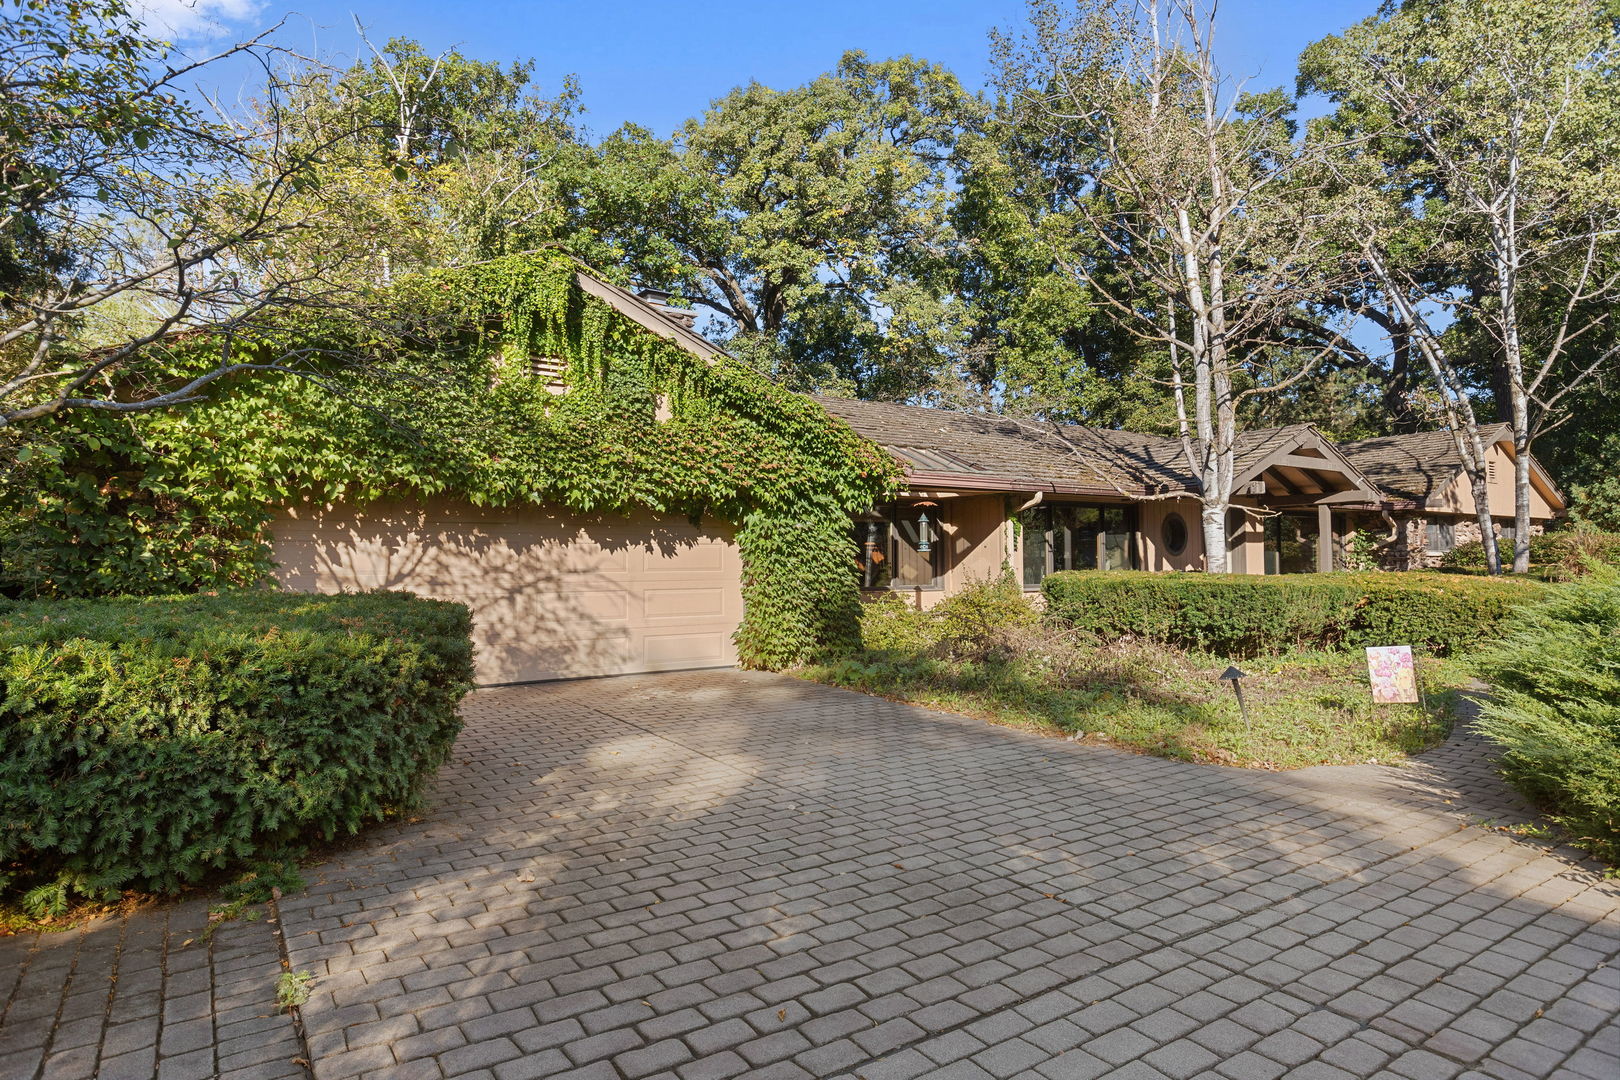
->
[1512,417,1533,574]
[1202,502,1228,573]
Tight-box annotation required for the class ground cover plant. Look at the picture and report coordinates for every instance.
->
[800,576,1467,770]
[0,590,473,914]
[1472,568,1620,865]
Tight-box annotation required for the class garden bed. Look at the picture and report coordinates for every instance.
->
[799,576,1477,770]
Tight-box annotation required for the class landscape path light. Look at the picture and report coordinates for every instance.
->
[1219,665,1252,735]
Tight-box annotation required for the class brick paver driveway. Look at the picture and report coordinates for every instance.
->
[3,670,1618,1080]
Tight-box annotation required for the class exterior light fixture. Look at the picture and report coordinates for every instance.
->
[915,509,932,553]
[1219,665,1251,733]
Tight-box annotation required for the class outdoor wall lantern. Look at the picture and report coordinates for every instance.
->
[915,509,932,553]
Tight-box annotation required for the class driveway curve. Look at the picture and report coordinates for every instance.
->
[3,669,1617,1080]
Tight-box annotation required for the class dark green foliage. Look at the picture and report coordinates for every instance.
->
[2,252,900,668]
[1473,569,1620,864]
[0,591,473,903]
[1441,530,1620,580]
[1041,571,1546,657]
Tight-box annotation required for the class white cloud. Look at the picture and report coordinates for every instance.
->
[131,0,266,42]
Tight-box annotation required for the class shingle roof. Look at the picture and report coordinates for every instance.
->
[1340,425,1511,503]
[812,396,1155,494]
[813,397,1342,498]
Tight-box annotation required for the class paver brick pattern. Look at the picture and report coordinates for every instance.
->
[2,670,1617,1080]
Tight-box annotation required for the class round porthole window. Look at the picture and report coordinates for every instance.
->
[1162,512,1189,557]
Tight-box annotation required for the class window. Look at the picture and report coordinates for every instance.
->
[1424,520,1455,555]
[1161,512,1189,557]
[1263,513,1319,574]
[1018,504,1135,587]
[854,503,944,590]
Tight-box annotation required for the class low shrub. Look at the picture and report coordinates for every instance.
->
[1441,529,1620,580]
[932,574,1041,661]
[1041,570,1545,656]
[857,574,1040,662]
[0,590,473,907]
[856,592,939,655]
[1473,569,1620,865]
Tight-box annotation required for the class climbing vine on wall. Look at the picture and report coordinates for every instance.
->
[0,252,902,668]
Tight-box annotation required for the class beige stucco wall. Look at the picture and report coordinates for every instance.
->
[1138,497,1205,572]
[1427,442,1559,520]
[271,498,743,684]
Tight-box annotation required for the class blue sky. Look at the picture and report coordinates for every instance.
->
[155,0,1382,137]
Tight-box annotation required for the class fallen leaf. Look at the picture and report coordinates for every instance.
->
[777,1009,787,1021]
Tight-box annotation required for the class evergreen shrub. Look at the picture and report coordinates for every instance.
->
[1041,571,1545,656]
[0,590,473,905]
[1473,569,1620,864]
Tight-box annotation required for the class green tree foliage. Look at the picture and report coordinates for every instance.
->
[1303,0,1620,571]
[1,252,901,667]
[1474,568,1620,864]
[580,52,985,399]
[270,34,586,276]
[0,0,370,430]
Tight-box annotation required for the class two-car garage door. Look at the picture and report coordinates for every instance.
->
[271,499,743,684]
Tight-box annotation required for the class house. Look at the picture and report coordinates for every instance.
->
[1339,426,1565,568]
[268,259,888,685]
[265,255,1565,683]
[814,398,1566,603]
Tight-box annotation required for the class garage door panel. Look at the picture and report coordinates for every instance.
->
[638,543,727,573]
[478,631,636,684]
[643,632,731,665]
[643,587,728,619]
[271,499,742,682]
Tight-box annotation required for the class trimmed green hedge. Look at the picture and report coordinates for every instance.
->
[1041,571,1546,656]
[0,591,473,905]
[1473,569,1620,864]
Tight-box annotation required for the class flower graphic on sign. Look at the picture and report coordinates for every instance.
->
[1366,645,1419,704]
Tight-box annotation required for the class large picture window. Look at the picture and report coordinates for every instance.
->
[854,502,944,590]
[1263,513,1319,574]
[1018,504,1135,587]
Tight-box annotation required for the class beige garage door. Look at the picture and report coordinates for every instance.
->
[270,499,743,683]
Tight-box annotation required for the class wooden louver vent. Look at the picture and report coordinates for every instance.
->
[530,356,567,394]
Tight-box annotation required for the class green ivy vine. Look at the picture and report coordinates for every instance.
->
[0,252,902,668]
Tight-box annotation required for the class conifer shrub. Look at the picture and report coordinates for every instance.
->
[1473,569,1620,864]
[1041,571,1544,656]
[0,591,473,906]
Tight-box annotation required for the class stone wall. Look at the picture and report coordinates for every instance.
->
[1338,512,1541,572]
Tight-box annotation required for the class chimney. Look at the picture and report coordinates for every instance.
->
[637,287,698,332]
